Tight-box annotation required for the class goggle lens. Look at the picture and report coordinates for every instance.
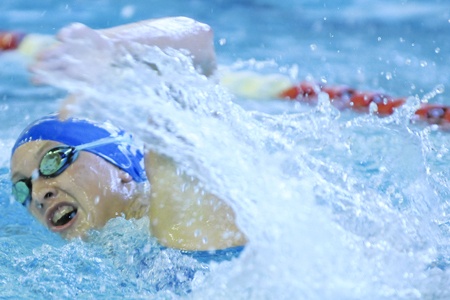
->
[12,180,31,205]
[13,146,77,206]
[12,136,122,206]
[39,147,76,177]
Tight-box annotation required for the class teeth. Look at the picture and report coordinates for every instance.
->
[51,205,77,226]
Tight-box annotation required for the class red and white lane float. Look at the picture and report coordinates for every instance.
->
[278,81,448,126]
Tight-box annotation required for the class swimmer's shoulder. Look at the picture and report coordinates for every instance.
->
[145,151,247,251]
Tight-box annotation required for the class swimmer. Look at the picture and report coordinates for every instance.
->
[5,16,448,254]
[9,17,246,253]
[11,115,246,251]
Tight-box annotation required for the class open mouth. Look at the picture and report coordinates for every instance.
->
[49,204,78,228]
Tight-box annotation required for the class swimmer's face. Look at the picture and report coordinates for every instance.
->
[10,140,138,239]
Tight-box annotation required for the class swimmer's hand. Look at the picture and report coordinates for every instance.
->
[29,23,116,85]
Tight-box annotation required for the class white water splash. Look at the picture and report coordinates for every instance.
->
[23,40,450,298]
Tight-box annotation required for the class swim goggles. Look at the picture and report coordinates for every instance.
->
[12,136,122,206]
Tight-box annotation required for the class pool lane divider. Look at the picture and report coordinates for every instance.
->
[277,81,449,126]
[0,31,26,51]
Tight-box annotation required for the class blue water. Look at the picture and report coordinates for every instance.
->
[1,0,450,299]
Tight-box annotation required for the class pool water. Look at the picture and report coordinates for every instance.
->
[1,0,450,299]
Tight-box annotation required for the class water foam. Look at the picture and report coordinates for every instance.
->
[29,41,450,298]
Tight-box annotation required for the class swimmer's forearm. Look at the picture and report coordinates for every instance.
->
[1,17,216,76]
[99,17,217,76]
[100,17,211,42]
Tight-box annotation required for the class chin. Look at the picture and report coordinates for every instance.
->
[59,227,90,240]
[53,217,93,241]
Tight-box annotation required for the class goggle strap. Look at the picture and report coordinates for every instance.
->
[74,135,131,151]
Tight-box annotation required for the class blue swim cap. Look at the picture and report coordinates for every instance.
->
[12,115,147,182]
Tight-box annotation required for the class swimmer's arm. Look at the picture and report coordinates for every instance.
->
[99,17,216,76]
[29,17,216,85]
[145,150,246,251]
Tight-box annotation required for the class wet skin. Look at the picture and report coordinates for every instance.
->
[11,140,247,250]
[11,140,140,239]
[10,16,246,250]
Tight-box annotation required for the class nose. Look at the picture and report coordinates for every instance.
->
[31,178,58,205]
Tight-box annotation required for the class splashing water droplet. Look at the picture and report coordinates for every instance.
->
[369,102,378,114]
[127,255,134,265]
[435,84,445,94]
[120,5,135,18]
[288,64,299,80]
[31,169,39,180]
[385,72,392,80]
[421,84,445,103]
